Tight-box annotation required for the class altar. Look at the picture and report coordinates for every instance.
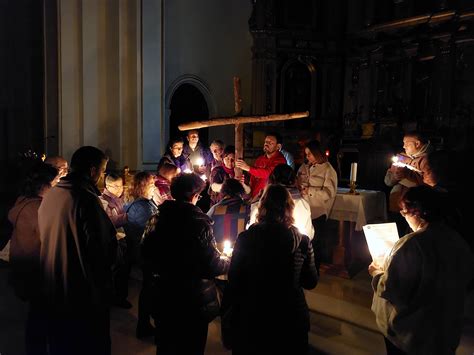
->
[320,188,387,278]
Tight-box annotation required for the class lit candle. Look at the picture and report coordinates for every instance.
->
[183,168,192,174]
[195,157,204,166]
[200,174,207,181]
[223,240,233,257]
[391,155,399,164]
[350,162,358,182]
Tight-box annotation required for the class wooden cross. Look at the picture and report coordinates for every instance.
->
[178,77,309,177]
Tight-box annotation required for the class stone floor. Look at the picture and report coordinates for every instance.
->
[1,261,473,355]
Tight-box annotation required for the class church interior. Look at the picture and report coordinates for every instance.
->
[1,0,474,354]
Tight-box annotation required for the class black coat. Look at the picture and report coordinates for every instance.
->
[227,222,318,355]
[142,200,229,321]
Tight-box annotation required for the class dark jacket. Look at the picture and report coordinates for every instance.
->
[124,198,158,243]
[38,173,117,309]
[142,200,229,321]
[158,153,192,173]
[227,222,318,354]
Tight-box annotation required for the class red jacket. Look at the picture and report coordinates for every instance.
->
[249,151,286,198]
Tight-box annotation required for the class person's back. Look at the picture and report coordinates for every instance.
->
[38,146,116,355]
[39,173,116,308]
[229,223,317,355]
[227,184,318,355]
[142,173,229,354]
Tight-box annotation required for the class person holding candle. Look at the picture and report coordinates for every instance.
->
[158,137,192,174]
[226,184,318,354]
[369,186,473,354]
[183,129,213,177]
[297,140,337,268]
[141,173,229,355]
[384,131,432,215]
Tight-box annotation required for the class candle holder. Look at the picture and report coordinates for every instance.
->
[347,180,359,195]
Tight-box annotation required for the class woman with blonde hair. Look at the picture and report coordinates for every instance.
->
[227,184,318,355]
[124,171,158,338]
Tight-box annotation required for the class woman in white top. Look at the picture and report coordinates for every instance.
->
[297,140,338,268]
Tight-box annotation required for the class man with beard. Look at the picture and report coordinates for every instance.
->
[235,132,287,200]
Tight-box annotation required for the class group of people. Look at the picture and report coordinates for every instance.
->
[375,131,474,354]
[4,129,338,355]
[4,127,474,355]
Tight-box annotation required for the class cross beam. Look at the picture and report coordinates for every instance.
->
[178,77,309,177]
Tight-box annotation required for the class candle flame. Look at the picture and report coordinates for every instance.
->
[223,240,233,256]
[183,169,192,174]
[196,157,204,166]
[391,156,399,163]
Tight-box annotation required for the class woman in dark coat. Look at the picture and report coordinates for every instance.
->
[227,184,318,355]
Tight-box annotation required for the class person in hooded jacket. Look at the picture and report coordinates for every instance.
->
[142,173,230,355]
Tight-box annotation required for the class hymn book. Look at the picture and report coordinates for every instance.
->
[363,222,399,266]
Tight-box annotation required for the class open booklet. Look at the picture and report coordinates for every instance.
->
[363,222,399,266]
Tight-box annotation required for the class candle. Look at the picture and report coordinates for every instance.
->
[183,168,192,174]
[350,162,358,182]
[195,157,204,166]
[223,240,233,257]
[391,156,399,164]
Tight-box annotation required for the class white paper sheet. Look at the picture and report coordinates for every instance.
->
[363,222,399,266]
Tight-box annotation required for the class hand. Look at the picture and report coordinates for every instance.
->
[235,159,250,172]
[368,261,382,277]
[390,166,404,180]
[238,175,245,185]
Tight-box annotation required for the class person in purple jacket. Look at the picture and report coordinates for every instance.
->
[100,173,132,309]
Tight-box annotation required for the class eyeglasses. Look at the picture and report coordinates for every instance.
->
[107,184,123,189]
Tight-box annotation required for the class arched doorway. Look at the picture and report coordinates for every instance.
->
[169,83,210,145]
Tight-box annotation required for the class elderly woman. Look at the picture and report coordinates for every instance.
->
[124,171,158,338]
[8,162,58,354]
[369,186,474,355]
[227,184,318,355]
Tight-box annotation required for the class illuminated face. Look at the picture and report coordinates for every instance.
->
[187,131,199,145]
[57,161,69,178]
[403,137,420,156]
[223,153,235,169]
[170,142,184,158]
[106,179,124,198]
[305,148,324,165]
[92,159,108,185]
[145,177,156,200]
[210,143,224,161]
[263,136,278,155]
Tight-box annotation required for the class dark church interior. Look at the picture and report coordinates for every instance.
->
[1,1,474,354]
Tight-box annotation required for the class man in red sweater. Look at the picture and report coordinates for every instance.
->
[236,132,287,200]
